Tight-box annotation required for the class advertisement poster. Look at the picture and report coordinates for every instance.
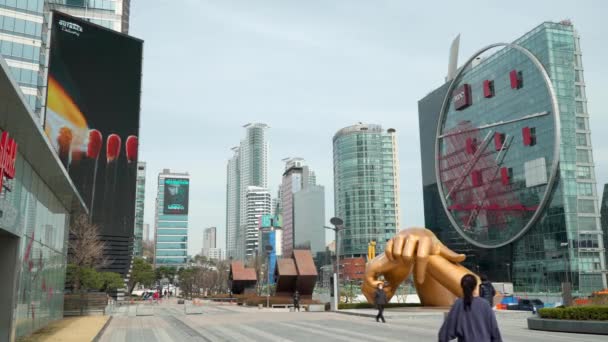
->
[163,178,189,215]
[44,11,143,238]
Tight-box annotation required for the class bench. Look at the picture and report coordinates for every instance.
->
[271,304,294,308]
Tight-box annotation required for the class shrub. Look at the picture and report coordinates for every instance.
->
[538,306,608,321]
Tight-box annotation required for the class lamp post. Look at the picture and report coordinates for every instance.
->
[325,217,345,311]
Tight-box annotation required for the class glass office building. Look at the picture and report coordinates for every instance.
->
[333,123,401,257]
[0,0,44,113]
[133,161,145,256]
[47,0,131,33]
[1,56,84,340]
[154,169,189,267]
[418,21,607,294]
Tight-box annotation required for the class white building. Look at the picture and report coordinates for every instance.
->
[225,123,269,260]
[244,186,271,258]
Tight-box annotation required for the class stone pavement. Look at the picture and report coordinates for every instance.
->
[97,298,606,341]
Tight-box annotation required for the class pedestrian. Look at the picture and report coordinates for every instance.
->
[479,274,496,308]
[153,291,159,302]
[293,290,300,312]
[374,282,387,323]
[439,274,502,342]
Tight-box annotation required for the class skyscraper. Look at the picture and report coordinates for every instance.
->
[293,185,326,259]
[46,0,131,33]
[202,226,217,255]
[601,185,608,271]
[0,1,132,117]
[418,21,607,293]
[280,157,322,257]
[244,186,271,257]
[133,161,146,256]
[333,124,401,257]
[154,169,190,267]
[225,123,269,260]
[0,1,45,114]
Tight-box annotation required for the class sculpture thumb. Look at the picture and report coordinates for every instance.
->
[439,245,466,263]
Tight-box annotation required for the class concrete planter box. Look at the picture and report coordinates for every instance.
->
[307,304,325,312]
[528,317,608,335]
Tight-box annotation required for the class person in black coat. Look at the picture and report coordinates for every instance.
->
[293,290,301,312]
[374,283,387,323]
[479,274,496,308]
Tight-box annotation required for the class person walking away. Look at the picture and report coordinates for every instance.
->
[479,274,496,308]
[439,274,502,342]
[293,290,301,312]
[374,283,387,323]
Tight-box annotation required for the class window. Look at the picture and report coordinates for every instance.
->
[577,149,590,163]
[576,101,586,113]
[577,166,591,179]
[578,199,595,213]
[578,217,597,230]
[576,117,587,130]
[577,182,593,196]
[576,133,588,146]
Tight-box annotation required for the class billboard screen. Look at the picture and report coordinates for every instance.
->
[44,11,143,238]
[163,178,189,215]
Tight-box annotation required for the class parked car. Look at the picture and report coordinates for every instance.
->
[507,298,544,311]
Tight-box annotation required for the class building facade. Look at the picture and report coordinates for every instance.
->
[46,0,130,33]
[280,157,318,257]
[133,161,145,256]
[601,185,608,270]
[293,185,326,259]
[202,226,216,256]
[0,1,45,114]
[0,56,85,340]
[418,21,607,294]
[154,169,189,267]
[0,1,131,118]
[333,123,401,257]
[225,123,269,261]
[244,186,271,257]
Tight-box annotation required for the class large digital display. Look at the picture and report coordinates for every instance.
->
[163,178,189,215]
[44,11,143,237]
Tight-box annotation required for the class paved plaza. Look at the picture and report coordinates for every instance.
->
[97,299,606,342]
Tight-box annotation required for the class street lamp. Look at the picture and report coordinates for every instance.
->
[325,217,345,311]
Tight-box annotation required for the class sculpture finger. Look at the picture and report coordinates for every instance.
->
[438,244,466,263]
[402,236,417,263]
[415,236,432,284]
[393,235,406,260]
[385,238,395,262]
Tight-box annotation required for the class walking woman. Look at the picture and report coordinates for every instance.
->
[439,274,502,342]
[374,283,387,323]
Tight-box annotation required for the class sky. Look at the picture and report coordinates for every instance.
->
[130,0,608,256]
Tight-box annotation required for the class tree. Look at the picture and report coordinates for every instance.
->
[67,214,108,292]
[100,272,125,293]
[128,258,155,293]
[142,240,155,259]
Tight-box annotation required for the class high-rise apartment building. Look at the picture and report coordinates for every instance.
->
[333,124,401,257]
[154,169,190,267]
[418,21,607,293]
[202,226,216,255]
[225,123,269,260]
[244,186,271,257]
[132,161,145,256]
[280,157,322,258]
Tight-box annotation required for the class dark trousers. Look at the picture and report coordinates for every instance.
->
[376,305,385,322]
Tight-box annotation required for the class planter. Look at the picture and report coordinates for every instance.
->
[528,317,608,335]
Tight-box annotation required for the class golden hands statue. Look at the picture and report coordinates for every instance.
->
[362,228,478,306]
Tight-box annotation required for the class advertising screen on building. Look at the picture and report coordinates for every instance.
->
[163,178,189,215]
[44,11,143,237]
